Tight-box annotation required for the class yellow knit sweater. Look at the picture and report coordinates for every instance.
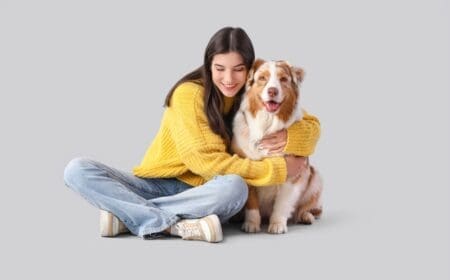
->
[133,82,320,187]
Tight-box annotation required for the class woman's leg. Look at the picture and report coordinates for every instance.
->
[149,174,249,242]
[151,174,249,223]
[64,157,248,240]
[63,157,191,237]
[124,174,248,237]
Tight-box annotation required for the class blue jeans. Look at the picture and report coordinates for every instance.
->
[63,157,248,237]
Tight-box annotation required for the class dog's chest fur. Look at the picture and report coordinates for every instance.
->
[233,97,301,160]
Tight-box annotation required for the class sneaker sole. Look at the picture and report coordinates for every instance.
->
[100,210,129,237]
[201,214,223,243]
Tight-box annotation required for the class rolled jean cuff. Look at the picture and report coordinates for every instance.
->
[139,213,179,237]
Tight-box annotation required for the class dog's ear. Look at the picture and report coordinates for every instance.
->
[282,61,305,86]
[291,67,305,86]
[246,58,265,89]
[252,58,265,72]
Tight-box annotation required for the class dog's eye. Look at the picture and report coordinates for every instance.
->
[280,77,289,83]
[258,76,267,82]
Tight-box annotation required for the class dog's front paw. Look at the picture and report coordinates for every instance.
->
[268,221,288,234]
[241,221,261,233]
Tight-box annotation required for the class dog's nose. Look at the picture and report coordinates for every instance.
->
[268,87,278,97]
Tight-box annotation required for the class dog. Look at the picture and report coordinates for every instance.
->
[231,59,323,234]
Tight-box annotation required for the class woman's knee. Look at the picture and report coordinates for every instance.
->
[219,174,248,203]
[63,157,92,190]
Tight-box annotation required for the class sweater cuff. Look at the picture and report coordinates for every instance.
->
[268,157,287,184]
[284,122,303,154]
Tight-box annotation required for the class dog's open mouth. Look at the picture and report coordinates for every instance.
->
[264,101,281,112]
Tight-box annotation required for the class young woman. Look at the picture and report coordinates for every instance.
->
[64,27,320,243]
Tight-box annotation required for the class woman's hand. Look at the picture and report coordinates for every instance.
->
[285,155,308,180]
[258,129,287,154]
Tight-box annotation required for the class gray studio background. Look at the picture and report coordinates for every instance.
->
[1,0,449,279]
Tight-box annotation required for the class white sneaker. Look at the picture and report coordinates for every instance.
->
[99,210,130,237]
[170,214,223,243]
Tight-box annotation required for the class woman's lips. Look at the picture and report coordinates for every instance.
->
[222,83,237,89]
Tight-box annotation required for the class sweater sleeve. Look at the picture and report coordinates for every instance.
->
[283,110,321,156]
[167,83,287,187]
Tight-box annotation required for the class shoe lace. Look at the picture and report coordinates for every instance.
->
[176,222,202,239]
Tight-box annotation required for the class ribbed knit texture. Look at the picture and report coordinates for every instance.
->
[133,82,320,187]
[284,109,321,156]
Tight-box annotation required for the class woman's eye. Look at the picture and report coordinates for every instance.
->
[234,67,245,72]
[216,68,225,72]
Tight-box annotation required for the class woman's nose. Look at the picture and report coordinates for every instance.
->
[224,70,233,83]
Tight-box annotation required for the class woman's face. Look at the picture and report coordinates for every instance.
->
[211,52,248,97]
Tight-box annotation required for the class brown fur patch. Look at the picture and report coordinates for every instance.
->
[247,85,264,118]
[276,63,299,122]
[309,207,322,218]
[246,59,266,89]
[246,186,259,209]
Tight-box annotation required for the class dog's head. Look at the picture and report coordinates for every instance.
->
[245,59,304,117]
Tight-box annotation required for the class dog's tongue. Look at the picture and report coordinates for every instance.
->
[265,101,280,112]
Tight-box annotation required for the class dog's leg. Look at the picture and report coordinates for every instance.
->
[295,167,323,224]
[268,178,307,234]
[242,186,261,233]
[295,194,322,224]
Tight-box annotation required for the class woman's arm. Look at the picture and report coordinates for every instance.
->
[260,110,321,156]
[167,83,287,187]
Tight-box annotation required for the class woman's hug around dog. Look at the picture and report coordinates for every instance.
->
[231,59,323,234]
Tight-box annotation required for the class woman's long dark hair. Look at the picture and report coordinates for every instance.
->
[164,27,255,147]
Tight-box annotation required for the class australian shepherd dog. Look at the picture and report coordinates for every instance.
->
[231,59,323,234]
